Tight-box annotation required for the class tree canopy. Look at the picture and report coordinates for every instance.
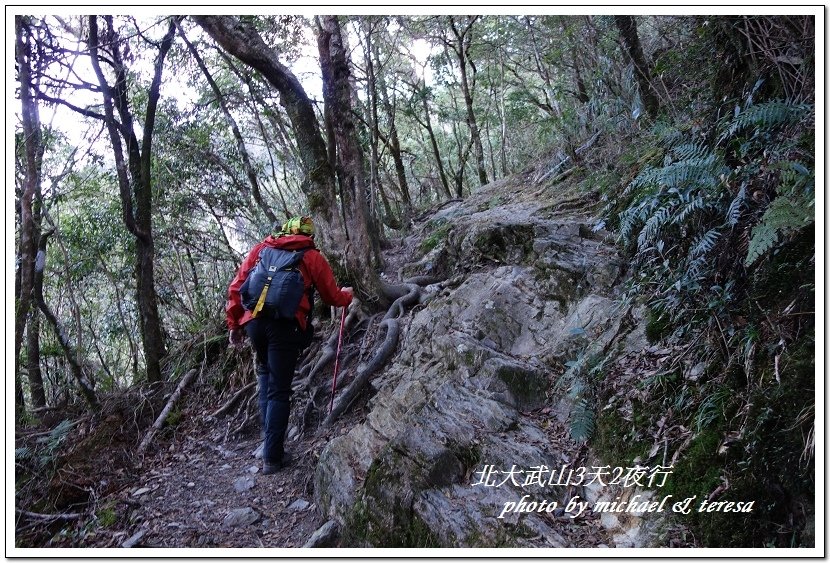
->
[13,12,816,550]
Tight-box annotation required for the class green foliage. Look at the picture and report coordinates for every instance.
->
[418,222,452,254]
[617,149,724,252]
[568,396,595,443]
[592,410,648,465]
[165,406,182,428]
[718,101,813,144]
[563,350,613,443]
[599,91,815,547]
[95,504,117,528]
[610,98,813,328]
[17,419,75,470]
[652,337,815,547]
[726,184,746,226]
[661,427,723,500]
[645,310,672,344]
[745,194,814,266]
[692,384,731,433]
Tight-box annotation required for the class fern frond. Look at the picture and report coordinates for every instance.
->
[569,397,596,443]
[726,184,747,226]
[745,194,814,266]
[658,155,721,192]
[619,199,654,242]
[625,166,662,195]
[745,224,779,267]
[567,377,587,399]
[674,194,708,225]
[671,142,709,162]
[618,207,639,242]
[638,205,673,250]
[719,101,813,144]
[39,419,73,446]
[651,121,683,149]
[775,160,815,196]
[690,228,721,258]
[686,255,711,281]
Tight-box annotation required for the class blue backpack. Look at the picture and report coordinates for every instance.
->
[240,247,310,319]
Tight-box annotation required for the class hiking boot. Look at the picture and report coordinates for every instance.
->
[262,453,291,475]
[262,461,281,475]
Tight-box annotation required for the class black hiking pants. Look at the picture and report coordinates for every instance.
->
[245,317,303,465]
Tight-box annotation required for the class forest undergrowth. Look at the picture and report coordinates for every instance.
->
[14,101,815,546]
[13,221,434,548]
[14,13,816,550]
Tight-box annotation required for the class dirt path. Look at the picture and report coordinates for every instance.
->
[109,413,615,550]
[107,425,330,549]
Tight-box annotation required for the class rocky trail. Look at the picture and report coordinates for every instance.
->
[77,353,375,549]
[92,389,613,549]
[25,166,687,550]
[104,434,323,548]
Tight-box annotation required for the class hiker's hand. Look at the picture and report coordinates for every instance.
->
[229,329,245,350]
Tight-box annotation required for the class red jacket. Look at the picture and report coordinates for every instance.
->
[226,234,351,331]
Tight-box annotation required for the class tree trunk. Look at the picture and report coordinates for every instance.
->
[34,232,99,409]
[414,86,452,200]
[448,92,474,198]
[26,234,48,409]
[88,16,173,383]
[27,311,44,407]
[614,15,659,119]
[15,16,41,413]
[384,108,412,215]
[571,45,590,104]
[449,16,488,187]
[497,48,509,177]
[365,22,412,218]
[317,15,385,277]
[15,375,26,419]
[361,20,387,227]
[523,16,559,117]
[453,137,474,199]
[195,15,385,302]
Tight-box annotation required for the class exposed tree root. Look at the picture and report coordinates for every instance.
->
[402,275,440,287]
[382,283,420,320]
[206,277,428,440]
[16,509,85,522]
[322,282,422,425]
[323,317,400,425]
[231,391,259,437]
[301,307,365,384]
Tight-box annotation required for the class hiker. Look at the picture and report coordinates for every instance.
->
[226,216,353,474]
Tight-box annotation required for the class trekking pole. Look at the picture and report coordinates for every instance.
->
[328,306,347,415]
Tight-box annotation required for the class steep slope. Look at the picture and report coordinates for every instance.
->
[314,169,671,547]
[22,151,809,550]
